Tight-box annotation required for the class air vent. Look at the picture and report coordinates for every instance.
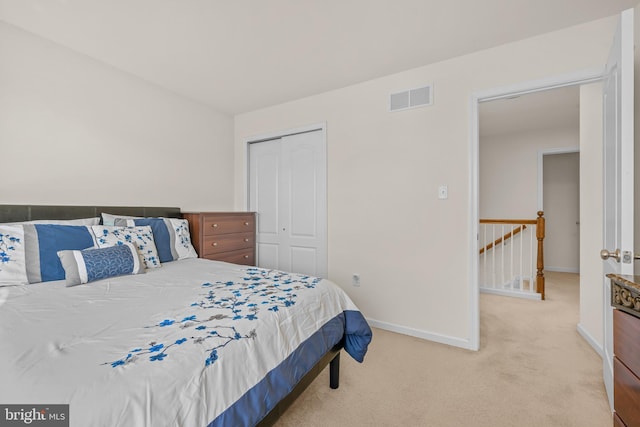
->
[389,84,433,112]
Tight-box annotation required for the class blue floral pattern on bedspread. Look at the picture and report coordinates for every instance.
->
[104,268,321,368]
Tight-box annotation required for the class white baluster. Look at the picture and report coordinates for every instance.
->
[509,225,514,290]
[483,224,487,288]
[519,224,524,291]
[501,225,505,289]
[492,225,496,289]
[530,225,535,292]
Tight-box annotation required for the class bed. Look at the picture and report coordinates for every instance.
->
[0,205,372,427]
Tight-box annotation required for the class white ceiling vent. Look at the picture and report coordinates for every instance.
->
[390,84,433,112]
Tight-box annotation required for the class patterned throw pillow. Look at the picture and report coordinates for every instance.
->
[91,225,161,269]
[57,243,144,287]
[114,218,197,263]
[0,225,28,285]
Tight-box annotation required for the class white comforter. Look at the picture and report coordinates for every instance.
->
[0,258,371,426]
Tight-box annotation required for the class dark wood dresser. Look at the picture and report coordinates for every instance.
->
[609,274,640,427]
[183,212,256,266]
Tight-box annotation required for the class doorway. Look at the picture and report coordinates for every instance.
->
[541,150,580,274]
[478,86,581,302]
[469,69,603,351]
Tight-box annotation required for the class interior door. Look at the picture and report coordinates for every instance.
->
[248,138,281,270]
[279,131,327,277]
[248,129,327,277]
[601,8,634,410]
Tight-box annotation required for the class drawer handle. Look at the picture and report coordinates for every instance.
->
[244,238,249,242]
[212,242,218,247]
[244,255,249,259]
[244,222,249,226]
[212,223,218,228]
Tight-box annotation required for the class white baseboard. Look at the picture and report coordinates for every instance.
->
[545,266,580,273]
[366,320,598,356]
[577,323,603,358]
[480,287,542,300]
[366,318,476,351]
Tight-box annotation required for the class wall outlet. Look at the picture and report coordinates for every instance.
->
[352,274,360,286]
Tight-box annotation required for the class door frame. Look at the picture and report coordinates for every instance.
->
[602,8,634,410]
[244,122,328,278]
[468,69,603,351]
[538,148,581,274]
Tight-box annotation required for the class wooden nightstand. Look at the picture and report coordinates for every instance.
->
[183,212,256,266]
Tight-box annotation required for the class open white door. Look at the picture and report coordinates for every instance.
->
[601,8,634,411]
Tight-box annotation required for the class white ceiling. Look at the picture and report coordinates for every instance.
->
[0,0,635,114]
[479,85,580,137]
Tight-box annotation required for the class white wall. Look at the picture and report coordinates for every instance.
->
[579,82,604,352]
[0,21,234,211]
[479,127,578,219]
[234,17,618,347]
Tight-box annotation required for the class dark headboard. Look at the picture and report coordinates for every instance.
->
[0,205,181,223]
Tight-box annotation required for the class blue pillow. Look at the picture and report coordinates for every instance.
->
[57,243,144,287]
[23,224,96,283]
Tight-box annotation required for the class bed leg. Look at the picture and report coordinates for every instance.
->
[329,352,340,389]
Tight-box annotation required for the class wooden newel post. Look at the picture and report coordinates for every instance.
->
[536,211,545,300]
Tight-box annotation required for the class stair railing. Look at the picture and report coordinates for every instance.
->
[479,211,545,300]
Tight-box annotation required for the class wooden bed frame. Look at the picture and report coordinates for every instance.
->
[0,204,342,426]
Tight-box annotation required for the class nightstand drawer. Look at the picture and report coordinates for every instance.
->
[614,357,640,427]
[203,215,254,236]
[207,248,254,266]
[614,309,640,375]
[202,232,254,256]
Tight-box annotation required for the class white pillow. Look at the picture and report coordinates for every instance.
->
[91,225,162,269]
[115,217,197,262]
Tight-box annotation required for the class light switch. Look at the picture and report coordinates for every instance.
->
[438,185,448,200]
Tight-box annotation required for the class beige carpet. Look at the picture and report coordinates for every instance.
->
[275,272,610,427]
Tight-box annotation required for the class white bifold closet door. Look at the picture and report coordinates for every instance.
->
[248,129,327,277]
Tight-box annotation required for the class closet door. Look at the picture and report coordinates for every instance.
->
[248,129,327,277]
[248,138,282,270]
